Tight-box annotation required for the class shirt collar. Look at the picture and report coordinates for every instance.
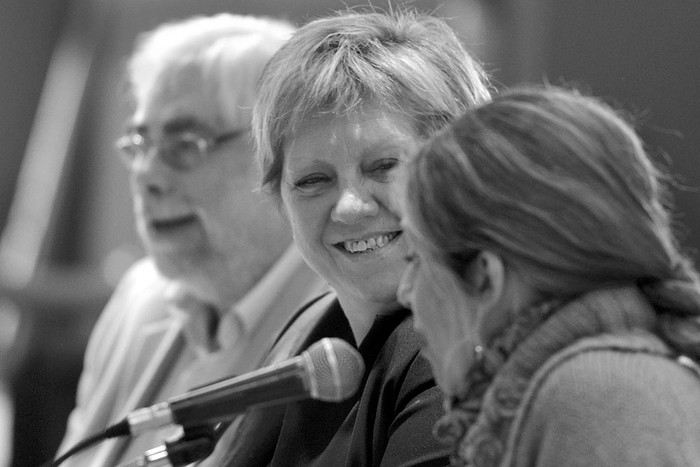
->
[166,284,223,357]
[166,244,315,356]
[219,245,313,349]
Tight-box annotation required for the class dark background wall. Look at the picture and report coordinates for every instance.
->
[1,1,698,465]
[523,1,700,258]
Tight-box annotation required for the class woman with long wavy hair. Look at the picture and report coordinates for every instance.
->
[399,86,700,466]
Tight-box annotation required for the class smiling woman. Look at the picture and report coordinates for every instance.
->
[207,8,492,467]
[280,108,418,331]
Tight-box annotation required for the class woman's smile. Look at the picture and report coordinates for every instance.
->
[335,231,402,254]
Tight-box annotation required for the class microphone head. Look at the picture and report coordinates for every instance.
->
[305,338,365,402]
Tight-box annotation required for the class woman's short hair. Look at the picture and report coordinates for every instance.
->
[405,85,695,297]
[253,9,492,196]
[127,13,295,131]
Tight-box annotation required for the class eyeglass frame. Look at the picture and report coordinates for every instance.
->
[114,128,248,171]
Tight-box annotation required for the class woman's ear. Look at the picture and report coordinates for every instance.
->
[463,251,510,344]
[462,250,505,309]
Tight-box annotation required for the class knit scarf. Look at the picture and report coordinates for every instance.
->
[434,286,658,466]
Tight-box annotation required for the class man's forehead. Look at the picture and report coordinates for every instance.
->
[129,72,221,136]
[129,115,213,136]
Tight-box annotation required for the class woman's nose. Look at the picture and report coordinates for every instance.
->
[330,185,379,224]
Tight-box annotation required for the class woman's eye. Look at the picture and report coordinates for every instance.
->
[366,158,400,182]
[370,158,400,173]
[293,174,331,192]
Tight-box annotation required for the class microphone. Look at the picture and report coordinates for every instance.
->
[112,337,364,437]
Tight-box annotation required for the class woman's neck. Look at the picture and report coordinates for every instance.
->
[337,294,403,345]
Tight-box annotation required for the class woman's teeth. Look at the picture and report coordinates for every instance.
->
[342,232,399,253]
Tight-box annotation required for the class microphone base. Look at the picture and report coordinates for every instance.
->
[165,435,216,466]
[116,444,169,467]
[116,425,216,467]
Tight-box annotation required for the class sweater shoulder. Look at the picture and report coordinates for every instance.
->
[506,332,700,466]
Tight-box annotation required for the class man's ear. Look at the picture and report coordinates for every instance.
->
[462,250,505,308]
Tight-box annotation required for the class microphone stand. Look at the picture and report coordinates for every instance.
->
[116,424,216,467]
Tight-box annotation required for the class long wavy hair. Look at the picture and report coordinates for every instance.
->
[404,85,700,359]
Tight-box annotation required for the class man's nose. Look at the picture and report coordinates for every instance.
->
[130,147,174,197]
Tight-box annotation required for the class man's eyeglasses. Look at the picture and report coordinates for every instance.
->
[115,129,247,171]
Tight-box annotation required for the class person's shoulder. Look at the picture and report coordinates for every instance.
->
[379,312,434,384]
[79,259,169,377]
[114,257,170,300]
[528,341,698,411]
[116,256,168,291]
[383,312,422,356]
[96,257,172,329]
[527,332,700,405]
[509,332,700,465]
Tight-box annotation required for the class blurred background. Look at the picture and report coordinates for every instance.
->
[0,0,698,465]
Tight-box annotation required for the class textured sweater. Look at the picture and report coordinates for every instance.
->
[443,286,700,466]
